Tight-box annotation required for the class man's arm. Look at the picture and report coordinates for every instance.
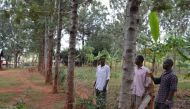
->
[167,91,175,101]
[148,73,161,84]
[103,66,110,91]
[103,80,109,91]
[94,67,98,88]
[94,81,96,87]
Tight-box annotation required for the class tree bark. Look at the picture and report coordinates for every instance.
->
[152,53,156,73]
[0,56,2,69]
[38,32,45,72]
[6,60,8,68]
[53,0,63,94]
[14,52,18,68]
[118,0,141,109]
[64,0,78,108]
[45,27,53,84]
[44,18,48,76]
[173,47,176,70]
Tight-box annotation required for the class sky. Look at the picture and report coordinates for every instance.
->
[61,0,110,50]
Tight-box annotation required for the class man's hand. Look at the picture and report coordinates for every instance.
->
[146,72,153,77]
[103,86,107,92]
[165,100,173,108]
[93,81,96,88]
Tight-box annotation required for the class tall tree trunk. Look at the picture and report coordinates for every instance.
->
[173,47,176,71]
[38,32,45,72]
[118,0,141,109]
[148,52,156,109]
[144,45,147,66]
[152,53,156,73]
[45,0,56,85]
[64,0,78,108]
[44,18,49,77]
[14,52,18,68]
[53,0,63,93]
[45,28,53,84]
[0,56,2,69]
[6,60,8,68]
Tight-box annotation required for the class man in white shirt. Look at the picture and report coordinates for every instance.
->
[94,56,110,109]
[131,55,152,109]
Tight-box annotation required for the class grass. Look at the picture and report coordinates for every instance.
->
[178,81,190,90]
[53,101,65,109]
[0,93,17,107]
[0,76,22,88]
[0,67,190,109]
[24,88,46,101]
[28,74,44,86]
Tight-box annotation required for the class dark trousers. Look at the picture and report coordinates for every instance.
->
[96,89,106,109]
[155,102,170,109]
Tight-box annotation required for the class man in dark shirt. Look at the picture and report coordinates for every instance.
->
[148,59,178,109]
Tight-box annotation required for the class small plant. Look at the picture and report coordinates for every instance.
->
[14,99,26,109]
[58,69,65,85]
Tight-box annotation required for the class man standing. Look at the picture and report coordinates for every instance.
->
[131,55,152,109]
[148,59,178,109]
[94,56,110,109]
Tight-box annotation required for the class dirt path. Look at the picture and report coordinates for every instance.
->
[0,69,65,109]
[0,69,92,109]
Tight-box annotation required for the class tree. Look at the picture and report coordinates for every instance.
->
[44,0,57,84]
[78,1,109,50]
[0,0,32,68]
[64,0,78,108]
[119,0,141,109]
[53,0,63,93]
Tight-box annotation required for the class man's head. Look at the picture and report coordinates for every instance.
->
[100,56,106,66]
[163,59,173,70]
[135,55,144,67]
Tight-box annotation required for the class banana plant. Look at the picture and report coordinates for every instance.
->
[149,11,160,72]
[165,36,188,70]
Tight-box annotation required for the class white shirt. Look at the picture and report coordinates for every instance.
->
[95,64,110,91]
[131,66,151,97]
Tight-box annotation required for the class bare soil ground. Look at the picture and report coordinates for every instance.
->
[0,69,190,109]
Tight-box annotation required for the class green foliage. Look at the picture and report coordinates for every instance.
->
[94,50,109,61]
[15,100,26,109]
[76,97,96,109]
[178,82,190,90]
[0,76,22,88]
[58,68,66,85]
[149,11,160,43]
[0,93,16,105]
[152,0,173,12]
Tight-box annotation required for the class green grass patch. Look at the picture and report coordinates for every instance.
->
[0,77,22,88]
[28,75,44,86]
[0,93,17,106]
[53,101,64,109]
[178,81,190,90]
[24,88,46,101]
